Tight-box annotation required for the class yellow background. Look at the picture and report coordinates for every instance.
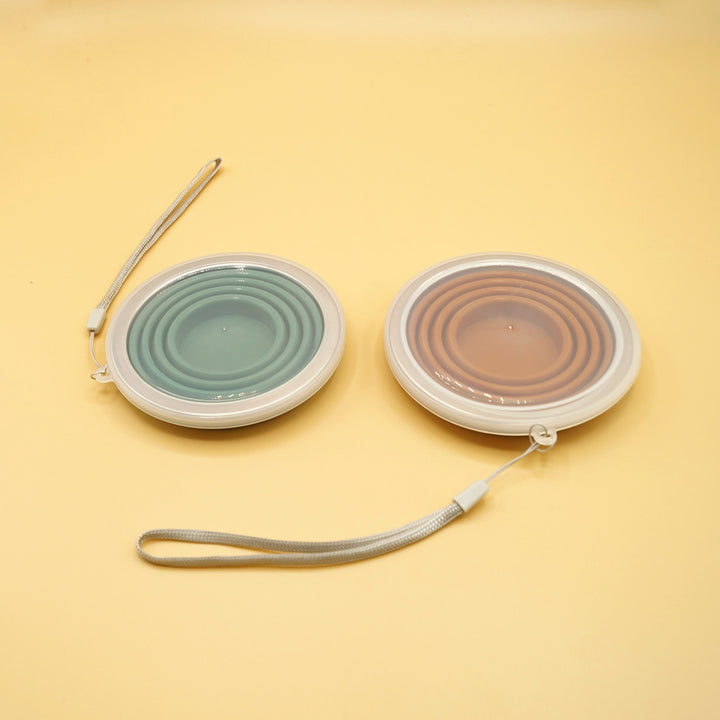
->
[2,2,719,718]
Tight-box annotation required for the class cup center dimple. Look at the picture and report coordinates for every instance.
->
[453,298,565,381]
[175,298,277,375]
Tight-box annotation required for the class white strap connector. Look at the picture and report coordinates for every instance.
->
[453,479,489,513]
[530,424,557,451]
[86,308,107,333]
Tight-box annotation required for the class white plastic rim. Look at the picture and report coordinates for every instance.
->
[104,253,345,429]
[384,253,641,435]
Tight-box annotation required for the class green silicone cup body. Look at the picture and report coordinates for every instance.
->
[127,267,324,402]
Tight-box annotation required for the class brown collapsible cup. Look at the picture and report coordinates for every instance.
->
[407,268,614,406]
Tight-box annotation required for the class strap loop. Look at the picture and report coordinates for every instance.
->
[87,158,222,379]
[137,428,556,569]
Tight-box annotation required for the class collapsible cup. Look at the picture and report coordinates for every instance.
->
[385,253,640,435]
[103,253,344,428]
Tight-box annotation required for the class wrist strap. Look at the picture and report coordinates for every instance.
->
[137,426,557,569]
[87,158,222,379]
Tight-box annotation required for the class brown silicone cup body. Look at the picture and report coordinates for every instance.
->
[407,268,614,406]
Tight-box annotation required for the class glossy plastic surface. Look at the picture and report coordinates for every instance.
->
[126,266,323,402]
[385,253,640,435]
[105,254,344,428]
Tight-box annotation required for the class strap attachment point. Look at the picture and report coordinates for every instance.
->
[90,365,112,382]
[530,424,557,451]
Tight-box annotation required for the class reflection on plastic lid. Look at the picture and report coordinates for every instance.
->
[385,253,640,435]
[127,266,324,402]
[104,253,345,429]
[407,266,614,406]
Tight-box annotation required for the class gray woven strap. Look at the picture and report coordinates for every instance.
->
[87,158,222,377]
[137,505,463,568]
[137,428,556,569]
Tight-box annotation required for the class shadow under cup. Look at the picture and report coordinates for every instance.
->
[407,268,615,407]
